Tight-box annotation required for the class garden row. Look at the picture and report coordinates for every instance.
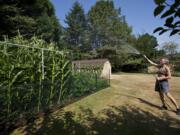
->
[0,35,109,132]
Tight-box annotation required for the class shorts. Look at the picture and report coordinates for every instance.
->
[155,80,169,93]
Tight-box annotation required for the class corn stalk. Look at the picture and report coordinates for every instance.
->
[57,52,71,104]
[49,53,55,107]
[0,35,74,126]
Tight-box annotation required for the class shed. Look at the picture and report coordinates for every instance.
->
[72,59,111,79]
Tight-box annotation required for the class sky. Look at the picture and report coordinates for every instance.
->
[51,0,180,51]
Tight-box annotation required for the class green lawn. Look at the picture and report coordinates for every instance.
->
[11,73,180,135]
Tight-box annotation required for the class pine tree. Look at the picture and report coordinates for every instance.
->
[0,0,62,43]
[65,1,89,51]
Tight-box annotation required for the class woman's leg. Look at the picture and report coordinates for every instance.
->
[165,92,179,109]
[159,91,166,107]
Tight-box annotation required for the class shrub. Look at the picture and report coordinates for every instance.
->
[69,70,108,98]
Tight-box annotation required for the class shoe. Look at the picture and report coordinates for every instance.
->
[176,109,180,115]
[161,105,168,110]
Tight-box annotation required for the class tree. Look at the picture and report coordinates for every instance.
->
[153,0,180,36]
[0,0,62,43]
[88,0,133,49]
[135,33,159,57]
[162,41,178,55]
[65,1,89,51]
[0,0,35,38]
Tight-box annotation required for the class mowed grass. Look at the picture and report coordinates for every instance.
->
[11,73,180,135]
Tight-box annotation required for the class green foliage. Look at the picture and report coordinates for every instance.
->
[173,72,180,77]
[153,0,180,36]
[87,0,133,48]
[85,0,135,69]
[134,33,159,58]
[96,46,146,72]
[70,71,108,98]
[65,1,89,51]
[96,47,118,71]
[170,53,180,72]
[0,35,109,131]
[155,49,166,57]
[154,5,165,16]
[71,51,97,60]
[121,56,146,72]
[162,41,178,55]
[0,0,62,43]
[0,35,71,129]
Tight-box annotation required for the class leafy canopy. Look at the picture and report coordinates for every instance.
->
[153,0,180,36]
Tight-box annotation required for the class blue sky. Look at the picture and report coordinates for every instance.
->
[51,0,180,51]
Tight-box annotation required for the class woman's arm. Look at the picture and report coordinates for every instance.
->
[143,55,158,66]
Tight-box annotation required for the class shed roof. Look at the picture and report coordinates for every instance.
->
[72,59,109,65]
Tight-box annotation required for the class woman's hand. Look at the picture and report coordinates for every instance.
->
[143,55,147,59]
[155,75,162,81]
[155,75,160,81]
[155,75,167,81]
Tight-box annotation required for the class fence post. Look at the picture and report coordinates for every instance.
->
[109,69,111,86]
[42,49,45,80]
[95,72,97,89]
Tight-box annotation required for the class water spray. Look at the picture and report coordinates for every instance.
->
[119,44,147,59]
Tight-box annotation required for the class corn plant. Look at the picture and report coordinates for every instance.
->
[57,52,71,104]
[0,34,109,132]
[0,35,72,126]
[49,53,55,107]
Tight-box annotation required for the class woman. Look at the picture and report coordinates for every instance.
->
[143,55,180,115]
